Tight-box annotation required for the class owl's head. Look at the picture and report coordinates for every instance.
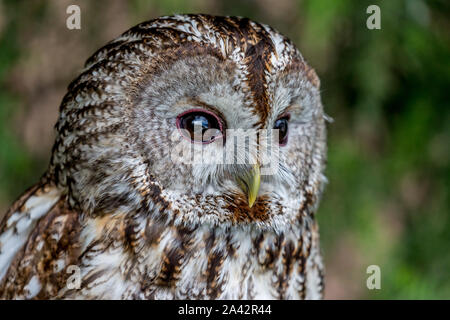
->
[50,14,327,233]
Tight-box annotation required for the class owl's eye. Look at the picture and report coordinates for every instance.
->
[274,115,290,146]
[176,109,223,144]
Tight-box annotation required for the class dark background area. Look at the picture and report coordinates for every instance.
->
[0,0,448,299]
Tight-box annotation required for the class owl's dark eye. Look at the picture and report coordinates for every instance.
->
[274,115,290,146]
[176,109,223,144]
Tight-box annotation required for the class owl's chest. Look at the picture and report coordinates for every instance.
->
[69,222,323,299]
[135,229,280,299]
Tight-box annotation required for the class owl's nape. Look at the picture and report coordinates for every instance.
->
[0,14,327,299]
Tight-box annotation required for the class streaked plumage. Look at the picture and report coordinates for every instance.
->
[0,14,327,299]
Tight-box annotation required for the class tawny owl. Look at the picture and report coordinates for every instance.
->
[0,14,327,299]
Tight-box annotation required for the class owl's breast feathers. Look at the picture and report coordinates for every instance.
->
[0,180,80,299]
[0,179,324,299]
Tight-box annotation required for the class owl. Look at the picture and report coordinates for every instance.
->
[0,14,327,299]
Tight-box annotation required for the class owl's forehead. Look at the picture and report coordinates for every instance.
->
[126,15,318,122]
[143,14,296,64]
[86,14,319,86]
[136,14,307,76]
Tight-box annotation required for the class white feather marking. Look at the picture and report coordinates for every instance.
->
[0,188,60,282]
[24,275,42,299]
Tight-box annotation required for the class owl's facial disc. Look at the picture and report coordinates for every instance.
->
[127,44,325,227]
[175,106,264,207]
[173,104,292,207]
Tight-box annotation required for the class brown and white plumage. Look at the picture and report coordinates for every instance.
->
[0,14,327,299]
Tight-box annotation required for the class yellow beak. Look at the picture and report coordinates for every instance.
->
[235,164,261,208]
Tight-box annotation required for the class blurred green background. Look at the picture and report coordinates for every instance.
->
[0,0,448,299]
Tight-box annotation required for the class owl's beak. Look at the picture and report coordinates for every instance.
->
[235,164,261,208]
